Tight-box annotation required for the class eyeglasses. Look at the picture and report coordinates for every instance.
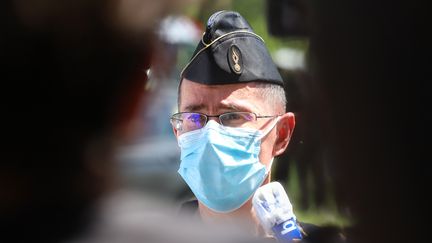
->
[170,111,279,133]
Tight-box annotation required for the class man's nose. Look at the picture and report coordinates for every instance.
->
[206,115,221,124]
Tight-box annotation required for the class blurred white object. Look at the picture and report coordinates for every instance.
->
[158,15,202,45]
[273,48,306,71]
[253,182,302,241]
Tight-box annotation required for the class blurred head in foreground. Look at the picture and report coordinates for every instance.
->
[0,0,193,242]
[307,1,428,243]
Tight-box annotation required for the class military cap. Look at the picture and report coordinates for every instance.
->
[181,11,284,87]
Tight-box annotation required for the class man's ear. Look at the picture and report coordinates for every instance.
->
[273,112,295,156]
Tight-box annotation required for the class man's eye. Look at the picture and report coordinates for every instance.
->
[187,114,204,123]
[188,117,198,122]
[225,113,242,120]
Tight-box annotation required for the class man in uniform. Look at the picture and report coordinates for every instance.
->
[171,10,299,237]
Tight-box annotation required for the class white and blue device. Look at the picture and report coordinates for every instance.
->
[252,182,302,242]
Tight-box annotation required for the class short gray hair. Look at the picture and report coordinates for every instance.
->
[255,83,287,113]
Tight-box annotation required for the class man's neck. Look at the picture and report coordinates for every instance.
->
[198,200,266,236]
[197,177,271,237]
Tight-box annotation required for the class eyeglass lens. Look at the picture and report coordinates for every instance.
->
[172,112,260,133]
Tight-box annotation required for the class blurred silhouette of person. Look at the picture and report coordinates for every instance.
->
[266,1,428,242]
[303,0,429,243]
[1,1,266,243]
[0,1,153,242]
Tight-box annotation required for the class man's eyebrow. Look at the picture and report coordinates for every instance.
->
[220,102,254,112]
[183,104,206,112]
[182,102,255,112]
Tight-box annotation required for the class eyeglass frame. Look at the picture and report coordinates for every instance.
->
[170,111,280,133]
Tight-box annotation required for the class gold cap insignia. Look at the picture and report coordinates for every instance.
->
[228,45,243,75]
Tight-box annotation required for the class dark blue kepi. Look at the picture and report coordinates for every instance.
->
[181,11,284,87]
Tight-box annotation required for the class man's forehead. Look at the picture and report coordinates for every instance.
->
[179,79,265,112]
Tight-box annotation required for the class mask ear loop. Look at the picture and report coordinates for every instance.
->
[265,157,275,175]
[257,116,281,140]
[257,116,280,174]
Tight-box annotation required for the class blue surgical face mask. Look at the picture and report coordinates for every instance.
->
[177,118,279,213]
